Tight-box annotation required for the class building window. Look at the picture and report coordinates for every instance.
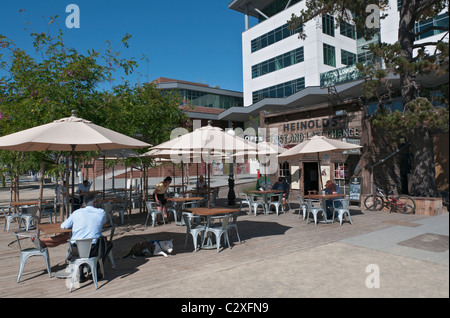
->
[177,89,243,109]
[279,162,290,182]
[257,0,302,22]
[340,22,356,39]
[323,43,336,67]
[251,23,302,53]
[252,77,305,104]
[414,13,449,40]
[251,47,304,78]
[334,163,349,195]
[341,49,356,66]
[322,14,335,37]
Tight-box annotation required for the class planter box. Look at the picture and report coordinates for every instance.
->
[413,197,443,216]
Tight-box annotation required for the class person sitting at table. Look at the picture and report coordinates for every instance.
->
[196,175,207,189]
[323,180,342,219]
[153,176,172,224]
[76,179,92,205]
[39,194,107,251]
[272,177,290,210]
[255,175,272,191]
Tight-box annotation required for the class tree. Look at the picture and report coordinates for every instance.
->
[289,0,449,196]
[0,15,186,194]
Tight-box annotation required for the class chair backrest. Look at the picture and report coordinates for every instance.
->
[305,199,313,209]
[338,198,350,209]
[21,205,38,216]
[145,201,158,212]
[74,238,95,258]
[1,206,10,217]
[182,214,193,231]
[221,215,231,229]
[248,194,256,204]
[14,232,44,252]
[103,202,114,214]
[238,193,248,201]
[230,210,240,224]
[297,196,304,206]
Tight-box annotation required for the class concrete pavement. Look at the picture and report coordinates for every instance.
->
[0,173,448,298]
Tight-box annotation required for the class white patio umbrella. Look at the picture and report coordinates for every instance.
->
[150,123,257,206]
[0,110,151,215]
[277,135,362,189]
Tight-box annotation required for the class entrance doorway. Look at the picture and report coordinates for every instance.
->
[304,162,319,195]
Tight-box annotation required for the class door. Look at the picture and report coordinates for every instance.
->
[303,162,319,195]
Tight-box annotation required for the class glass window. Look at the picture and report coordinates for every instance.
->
[322,14,335,37]
[415,13,449,40]
[323,43,336,67]
[341,49,356,65]
[334,163,349,195]
[340,22,356,39]
[251,47,304,78]
[250,22,303,53]
[252,77,305,103]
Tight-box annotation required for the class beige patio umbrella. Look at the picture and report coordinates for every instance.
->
[150,123,257,206]
[277,135,362,189]
[0,110,151,215]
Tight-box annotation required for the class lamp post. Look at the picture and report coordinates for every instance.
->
[227,128,236,205]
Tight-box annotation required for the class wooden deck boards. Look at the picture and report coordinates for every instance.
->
[0,204,426,298]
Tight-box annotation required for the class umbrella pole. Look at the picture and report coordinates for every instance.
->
[317,152,323,191]
[181,162,185,196]
[103,156,106,199]
[37,161,45,237]
[71,145,76,214]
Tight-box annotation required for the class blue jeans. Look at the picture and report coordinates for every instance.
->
[325,200,342,218]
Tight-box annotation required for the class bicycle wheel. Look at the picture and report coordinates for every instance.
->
[394,195,416,214]
[364,195,384,211]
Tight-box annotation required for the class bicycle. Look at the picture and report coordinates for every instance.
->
[364,183,416,214]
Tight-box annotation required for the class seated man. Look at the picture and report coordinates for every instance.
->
[76,180,91,205]
[39,194,108,279]
[272,177,290,210]
[196,175,207,189]
[323,180,342,219]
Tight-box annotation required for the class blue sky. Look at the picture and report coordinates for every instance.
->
[0,0,257,92]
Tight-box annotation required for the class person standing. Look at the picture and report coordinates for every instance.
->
[153,176,172,224]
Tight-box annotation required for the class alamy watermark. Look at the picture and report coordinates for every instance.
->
[365,4,381,29]
[365,264,380,288]
[65,4,80,29]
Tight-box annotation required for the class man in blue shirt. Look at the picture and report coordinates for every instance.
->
[323,180,343,218]
[40,194,106,250]
[272,177,290,210]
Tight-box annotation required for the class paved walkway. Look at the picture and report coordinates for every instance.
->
[0,175,448,298]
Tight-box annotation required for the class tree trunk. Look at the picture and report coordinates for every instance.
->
[398,0,437,197]
[409,126,436,197]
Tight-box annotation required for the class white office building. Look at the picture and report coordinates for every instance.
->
[220,0,448,123]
